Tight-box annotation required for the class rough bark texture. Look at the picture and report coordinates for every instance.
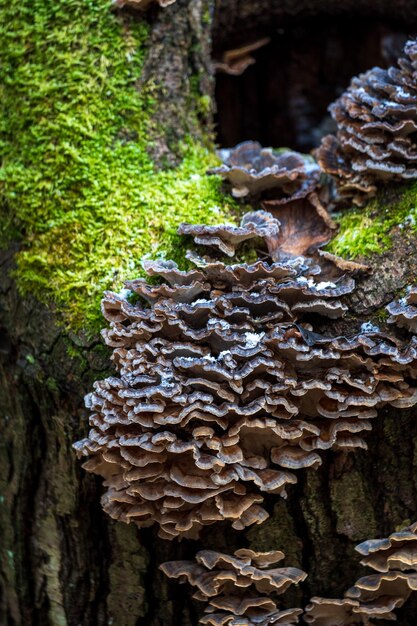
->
[3,1,417,625]
[137,0,214,164]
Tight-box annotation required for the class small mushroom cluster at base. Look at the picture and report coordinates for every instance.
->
[304,521,417,624]
[315,38,417,206]
[73,208,417,540]
[160,548,305,625]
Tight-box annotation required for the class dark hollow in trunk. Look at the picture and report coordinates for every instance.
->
[214,17,416,151]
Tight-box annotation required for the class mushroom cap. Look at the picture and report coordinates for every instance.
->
[210,141,320,199]
[355,521,417,572]
[178,211,280,257]
[303,597,361,625]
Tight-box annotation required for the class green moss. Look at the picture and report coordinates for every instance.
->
[0,0,238,335]
[327,182,417,259]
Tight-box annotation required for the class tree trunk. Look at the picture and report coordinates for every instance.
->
[2,1,417,625]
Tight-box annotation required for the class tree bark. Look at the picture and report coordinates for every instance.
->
[3,2,417,625]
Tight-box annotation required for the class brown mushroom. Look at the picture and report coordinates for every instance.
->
[303,521,417,624]
[209,141,321,199]
[316,38,417,206]
[160,548,305,625]
[178,211,280,257]
[74,212,417,539]
[387,287,417,333]
[355,521,417,573]
[303,597,363,626]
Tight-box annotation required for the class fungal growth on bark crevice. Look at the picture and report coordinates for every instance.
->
[214,37,417,209]
[210,141,322,200]
[113,0,174,8]
[304,521,417,624]
[315,38,417,206]
[160,548,305,625]
[209,141,338,257]
[70,13,417,621]
[387,286,417,334]
[73,204,417,540]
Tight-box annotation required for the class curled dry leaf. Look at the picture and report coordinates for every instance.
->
[214,37,271,76]
[262,194,337,259]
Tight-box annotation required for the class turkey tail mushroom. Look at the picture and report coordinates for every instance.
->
[304,521,417,624]
[74,213,417,539]
[387,286,417,333]
[209,141,321,200]
[316,37,417,206]
[160,548,305,625]
[209,141,337,254]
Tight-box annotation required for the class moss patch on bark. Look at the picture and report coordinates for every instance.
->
[0,0,238,335]
[326,182,417,259]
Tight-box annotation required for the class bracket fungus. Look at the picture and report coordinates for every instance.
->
[74,207,417,540]
[210,142,336,258]
[160,548,305,625]
[210,141,321,200]
[387,286,417,334]
[304,521,417,624]
[316,37,417,205]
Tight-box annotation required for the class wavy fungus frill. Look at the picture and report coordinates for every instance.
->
[304,521,417,624]
[160,548,305,625]
[73,211,417,539]
[387,286,417,334]
[316,38,417,205]
[209,141,321,200]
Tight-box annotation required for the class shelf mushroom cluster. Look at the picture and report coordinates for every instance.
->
[71,25,417,622]
[210,141,322,202]
[160,548,305,625]
[73,208,417,540]
[304,521,417,624]
[315,39,417,205]
[212,38,417,208]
